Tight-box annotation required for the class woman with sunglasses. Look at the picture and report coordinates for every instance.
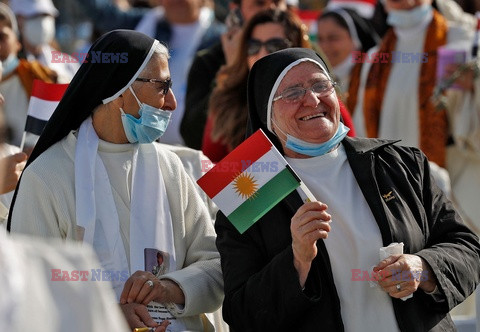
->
[201,8,310,162]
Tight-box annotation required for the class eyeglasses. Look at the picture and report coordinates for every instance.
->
[273,80,337,103]
[247,38,292,56]
[135,77,172,96]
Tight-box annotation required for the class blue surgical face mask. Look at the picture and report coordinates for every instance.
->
[273,120,350,157]
[387,4,432,29]
[120,86,172,144]
[2,54,19,77]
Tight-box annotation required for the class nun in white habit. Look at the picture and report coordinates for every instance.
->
[8,29,223,332]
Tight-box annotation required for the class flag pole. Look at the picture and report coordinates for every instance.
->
[299,181,316,202]
[285,164,316,202]
[19,131,26,152]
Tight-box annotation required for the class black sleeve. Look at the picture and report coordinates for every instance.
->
[414,150,480,311]
[215,211,321,331]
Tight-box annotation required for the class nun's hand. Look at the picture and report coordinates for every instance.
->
[290,201,331,287]
[120,271,185,306]
[373,254,437,298]
[119,302,170,331]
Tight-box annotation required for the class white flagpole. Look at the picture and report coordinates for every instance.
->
[19,131,27,152]
[299,181,316,202]
[285,164,316,202]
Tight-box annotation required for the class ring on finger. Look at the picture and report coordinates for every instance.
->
[396,283,402,292]
[145,280,154,288]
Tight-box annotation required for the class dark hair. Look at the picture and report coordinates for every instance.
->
[208,8,310,150]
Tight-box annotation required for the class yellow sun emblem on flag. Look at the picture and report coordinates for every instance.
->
[233,173,258,200]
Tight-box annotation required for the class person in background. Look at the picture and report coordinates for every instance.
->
[10,0,80,83]
[181,0,287,149]
[351,0,472,169]
[0,3,57,146]
[0,60,27,227]
[439,47,480,323]
[9,30,223,331]
[434,0,477,30]
[316,7,380,110]
[0,230,131,331]
[202,8,312,162]
[215,47,480,331]
[326,0,389,38]
[76,0,226,146]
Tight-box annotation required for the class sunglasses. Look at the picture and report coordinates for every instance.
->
[135,77,172,96]
[247,38,292,56]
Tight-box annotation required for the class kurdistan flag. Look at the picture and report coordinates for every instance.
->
[197,129,300,234]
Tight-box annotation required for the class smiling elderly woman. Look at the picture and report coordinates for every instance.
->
[214,48,480,332]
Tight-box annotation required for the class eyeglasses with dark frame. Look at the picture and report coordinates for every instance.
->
[273,80,337,103]
[135,77,172,96]
[247,38,293,56]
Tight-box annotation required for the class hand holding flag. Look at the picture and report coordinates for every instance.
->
[197,129,315,234]
[20,80,68,151]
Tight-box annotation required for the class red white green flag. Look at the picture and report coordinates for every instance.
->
[197,129,301,234]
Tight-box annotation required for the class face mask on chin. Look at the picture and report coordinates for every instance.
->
[271,119,350,157]
[387,4,432,29]
[23,15,56,47]
[2,54,19,77]
[120,86,172,144]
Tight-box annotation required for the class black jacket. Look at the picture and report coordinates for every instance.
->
[215,137,480,331]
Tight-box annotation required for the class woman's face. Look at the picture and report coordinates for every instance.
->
[271,61,340,158]
[317,17,355,67]
[123,55,177,117]
[247,22,290,70]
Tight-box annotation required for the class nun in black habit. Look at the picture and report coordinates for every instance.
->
[316,7,380,109]
[214,47,480,331]
[8,29,223,332]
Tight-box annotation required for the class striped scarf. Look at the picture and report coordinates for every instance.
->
[361,10,448,166]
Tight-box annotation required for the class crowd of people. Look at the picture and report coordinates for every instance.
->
[0,0,479,331]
